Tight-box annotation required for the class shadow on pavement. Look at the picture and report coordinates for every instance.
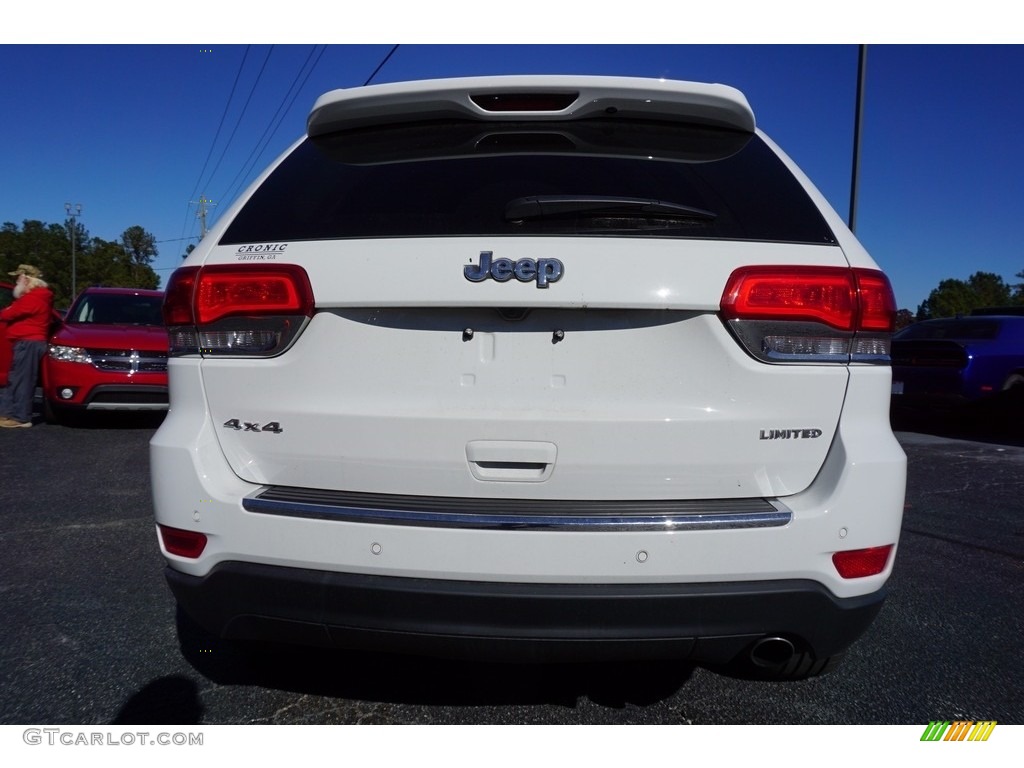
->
[891,395,1024,447]
[111,675,204,725]
[36,410,167,430]
[175,608,695,710]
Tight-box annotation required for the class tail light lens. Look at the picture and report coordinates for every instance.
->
[832,544,894,578]
[163,265,314,357]
[720,266,896,363]
[158,524,208,559]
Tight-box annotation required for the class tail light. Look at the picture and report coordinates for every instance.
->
[158,524,208,559]
[163,265,314,357]
[832,544,894,578]
[720,266,896,363]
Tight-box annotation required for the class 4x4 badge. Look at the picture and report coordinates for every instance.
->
[464,251,563,288]
[223,419,283,434]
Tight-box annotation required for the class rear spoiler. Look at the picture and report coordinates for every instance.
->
[307,75,756,137]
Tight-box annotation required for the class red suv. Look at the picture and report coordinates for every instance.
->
[42,287,169,423]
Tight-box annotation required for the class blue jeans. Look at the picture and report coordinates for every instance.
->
[0,340,46,423]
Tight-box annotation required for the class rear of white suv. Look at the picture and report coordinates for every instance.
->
[151,75,905,679]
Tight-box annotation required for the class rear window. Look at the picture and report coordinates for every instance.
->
[221,119,837,245]
[895,319,1002,341]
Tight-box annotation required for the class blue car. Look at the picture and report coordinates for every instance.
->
[891,312,1024,407]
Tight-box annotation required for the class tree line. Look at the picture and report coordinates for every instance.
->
[909,270,1024,327]
[0,219,160,309]
[3,216,1020,326]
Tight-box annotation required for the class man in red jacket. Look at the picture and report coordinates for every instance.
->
[0,264,55,428]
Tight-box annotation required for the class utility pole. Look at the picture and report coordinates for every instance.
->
[65,202,83,298]
[192,196,216,239]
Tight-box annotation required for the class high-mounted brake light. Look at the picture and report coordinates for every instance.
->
[832,544,893,578]
[470,92,579,112]
[720,266,896,364]
[163,264,314,358]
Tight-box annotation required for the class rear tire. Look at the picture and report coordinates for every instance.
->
[42,398,62,425]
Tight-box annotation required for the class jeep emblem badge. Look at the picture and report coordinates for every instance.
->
[464,251,563,288]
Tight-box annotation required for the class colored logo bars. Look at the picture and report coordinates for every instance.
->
[921,721,997,742]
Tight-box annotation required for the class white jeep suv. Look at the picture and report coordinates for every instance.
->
[151,75,905,680]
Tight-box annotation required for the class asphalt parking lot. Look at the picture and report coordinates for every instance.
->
[0,409,1021,726]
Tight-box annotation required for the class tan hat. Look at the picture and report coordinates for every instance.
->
[8,264,43,279]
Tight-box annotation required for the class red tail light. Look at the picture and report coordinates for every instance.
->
[722,266,857,330]
[163,266,198,326]
[721,266,895,332]
[158,524,208,559]
[191,265,314,324]
[854,270,898,332]
[163,265,314,357]
[832,544,893,578]
[720,266,896,363]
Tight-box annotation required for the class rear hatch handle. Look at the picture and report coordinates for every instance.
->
[466,440,557,483]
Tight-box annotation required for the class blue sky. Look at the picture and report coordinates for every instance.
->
[2,37,1022,312]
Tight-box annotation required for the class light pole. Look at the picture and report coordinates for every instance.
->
[65,202,82,298]
[848,45,867,233]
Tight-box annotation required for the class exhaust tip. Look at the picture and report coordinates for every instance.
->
[749,636,796,667]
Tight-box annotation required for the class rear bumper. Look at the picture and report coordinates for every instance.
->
[891,367,972,402]
[166,562,886,664]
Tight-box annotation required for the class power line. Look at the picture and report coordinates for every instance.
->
[180,45,251,242]
[217,45,327,212]
[185,44,399,239]
[218,44,395,209]
[364,45,399,86]
[182,46,278,245]
[197,45,276,198]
